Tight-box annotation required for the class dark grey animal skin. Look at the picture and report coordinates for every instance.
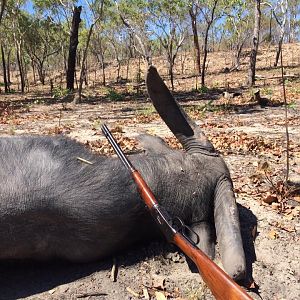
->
[0,66,246,281]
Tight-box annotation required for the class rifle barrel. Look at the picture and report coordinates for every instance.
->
[101,124,135,172]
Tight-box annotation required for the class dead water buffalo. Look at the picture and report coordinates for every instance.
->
[0,66,246,281]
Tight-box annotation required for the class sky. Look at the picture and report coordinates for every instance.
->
[23,1,34,13]
[22,0,93,26]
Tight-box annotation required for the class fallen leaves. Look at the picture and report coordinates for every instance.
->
[294,196,300,203]
[207,131,283,156]
[269,220,297,234]
[154,291,167,300]
[268,229,279,240]
[86,132,140,155]
[263,193,278,204]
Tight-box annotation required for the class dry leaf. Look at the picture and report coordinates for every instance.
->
[111,126,123,133]
[143,288,150,300]
[271,202,281,210]
[293,196,300,203]
[155,291,167,300]
[268,230,278,239]
[259,161,270,171]
[126,287,140,298]
[263,193,278,204]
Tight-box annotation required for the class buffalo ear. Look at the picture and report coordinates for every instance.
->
[146,66,215,154]
[146,66,195,138]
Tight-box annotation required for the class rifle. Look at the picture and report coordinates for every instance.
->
[101,124,253,300]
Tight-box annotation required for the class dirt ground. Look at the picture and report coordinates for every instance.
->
[0,45,300,300]
[0,96,299,300]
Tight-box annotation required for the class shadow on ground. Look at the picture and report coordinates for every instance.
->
[0,260,109,300]
[0,204,257,300]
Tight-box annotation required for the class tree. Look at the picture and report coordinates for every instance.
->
[148,0,188,90]
[1,44,9,92]
[272,0,288,67]
[91,33,108,85]
[198,0,220,87]
[224,1,250,71]
[287,0,300,43]
[118,0,188,90]
[248,0,261,86]
[117,0,152,64]
[9,2,29,93]
[189,1,201,76]
[66,5,81,90]
[33,0,75,75]
[75,0,104,104]
[23,17,61,84]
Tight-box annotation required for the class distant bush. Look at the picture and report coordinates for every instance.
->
[107,88,124,101]
[192,85,209,94]
[52,87,70,98]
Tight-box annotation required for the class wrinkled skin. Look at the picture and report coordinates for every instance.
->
[0,67,246,281]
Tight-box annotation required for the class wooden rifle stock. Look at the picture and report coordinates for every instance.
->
[101,124,253,300]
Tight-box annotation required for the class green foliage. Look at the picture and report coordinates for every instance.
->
[52,87,70,98]
[23,16,62,58]
[193,85,209,94]
[137,105,156,116]
[33,0,76,16]
[287,101,297,110]
[261,87,273,96]
[33,99,45,104]
[289,86,300,95]
[106,88,124,101]
[186,100,231,115]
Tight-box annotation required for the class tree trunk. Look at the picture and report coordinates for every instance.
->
[31,59,36,84]
[7,49,11,86]
[1,45,9,93]
[36,59,45,85]
[75,22,94,104]
[128,35,134,58]
[98,51,106,86]
[201,0,218,87]
[189,8,201,76]
[248,0,261,86]
[16,44,25,93]
[126,57,130,80]
[116,58,121,82]
[84,59,88,86]
[95,39,106,86]
[274,36,283,67]
[169,63,174,91]
[273,0,287,67]
[268,10,273,42]
[201,25,210,87]
[231,39,246,71]
[66,6,82,91]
